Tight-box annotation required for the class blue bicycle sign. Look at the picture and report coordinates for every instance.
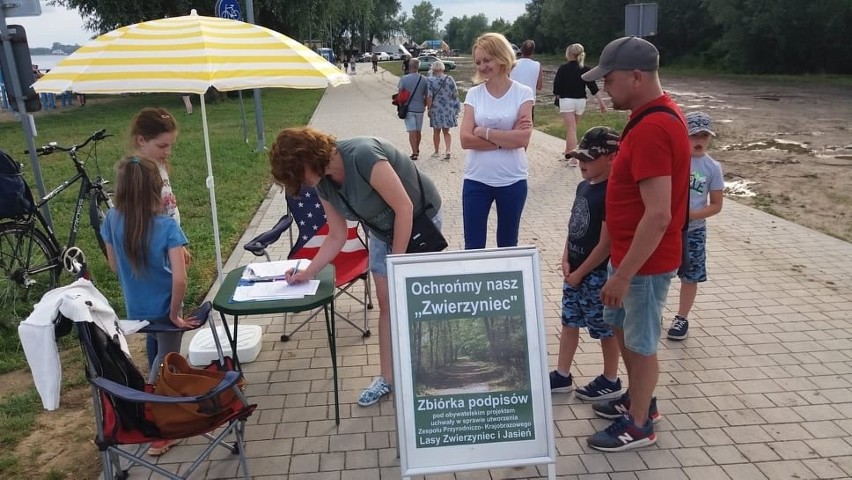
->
[215,0,242,20]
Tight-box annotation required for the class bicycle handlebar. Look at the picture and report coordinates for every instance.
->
[25,128,112,155]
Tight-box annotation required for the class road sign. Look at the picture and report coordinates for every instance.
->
[625,3,658,37]
[0,0,41,17]
[215,0,242,20]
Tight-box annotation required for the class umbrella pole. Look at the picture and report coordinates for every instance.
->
[200,94,225,284]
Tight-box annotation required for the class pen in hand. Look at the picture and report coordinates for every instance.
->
[285,260,302,284]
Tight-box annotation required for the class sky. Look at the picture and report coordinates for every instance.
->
[7,1,529,49]
[400,0,527,27]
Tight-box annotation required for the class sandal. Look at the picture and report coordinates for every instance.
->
[147,438,180,456]
[444,153,451,160]
[410,153,419,161]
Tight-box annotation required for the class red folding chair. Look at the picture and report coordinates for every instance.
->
[59,300,256,480]
[244,185,373,341]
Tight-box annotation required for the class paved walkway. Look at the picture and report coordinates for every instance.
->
[148,62,852,479]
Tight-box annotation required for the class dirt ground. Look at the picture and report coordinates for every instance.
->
[1,67,850,479]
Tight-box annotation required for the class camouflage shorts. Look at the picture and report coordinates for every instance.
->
[561,268,611,339]
[679,227,707,283]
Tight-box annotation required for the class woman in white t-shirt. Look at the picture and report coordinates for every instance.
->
[460,32,534,249]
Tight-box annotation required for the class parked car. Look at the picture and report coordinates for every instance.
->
[391,51,402,60]
[370,51,391,61]
[422,48,438,56]
[417,55,456,72]
[510,43,521,57]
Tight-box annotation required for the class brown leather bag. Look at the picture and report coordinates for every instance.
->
[149,352,246,438]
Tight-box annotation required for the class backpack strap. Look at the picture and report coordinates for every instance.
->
[619,103,691,243]
[620,105,683,139]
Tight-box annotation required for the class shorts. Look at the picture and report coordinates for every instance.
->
[559,97,587,115]
[679,227,707,283]
[404,112,425,132]
[603,263,675,356]
[368,211,442,276]
[561,269,611,339]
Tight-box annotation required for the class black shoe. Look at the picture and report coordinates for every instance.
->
[667,315,689,340]
[549,370,573,393]
[588,415,656,452]
[592,391,661,423]
[575,375,623,401]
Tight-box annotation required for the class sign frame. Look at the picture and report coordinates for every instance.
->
[388,246,555,479]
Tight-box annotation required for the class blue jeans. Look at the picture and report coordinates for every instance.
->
[603,263,675,356]
[462,179,527,249]
[39,93,55,110]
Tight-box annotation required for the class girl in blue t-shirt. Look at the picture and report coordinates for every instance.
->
[101,156,199,377]
[101,156,199,456]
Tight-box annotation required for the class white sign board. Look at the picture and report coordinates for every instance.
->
[388,247,555,479]
[0,0,41,17]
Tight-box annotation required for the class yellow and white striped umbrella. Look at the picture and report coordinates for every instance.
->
[33,10,349,94]
[33,10,350,283]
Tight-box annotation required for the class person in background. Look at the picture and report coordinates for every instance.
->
[397,58,428,160]
[666,111,724,340]
[510,39,543,120]
[128,108,192,367]
[553,43,607,165]
[269,127,443,408]
[181,94,193,114]
[101,156,200,457]
[581,36,690,452]
[402,54,411,74]
[426,59,459,160]
[550,127,623,403]
[459,32,534,249]
[372,51,379,73]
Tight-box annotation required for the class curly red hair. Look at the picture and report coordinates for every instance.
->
[269,127,336,196]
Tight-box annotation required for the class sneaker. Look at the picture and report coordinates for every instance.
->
[358,377,392,407]
[575,375,623,401]
[667,315,689,340]
[592,391,662,424]
[587,415,656,452]
[549,370,574,393]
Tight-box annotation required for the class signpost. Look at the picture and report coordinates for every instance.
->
[0,0,53,227]
[625,2,658,37]
[214,0,249,144]
[388,247,555,479]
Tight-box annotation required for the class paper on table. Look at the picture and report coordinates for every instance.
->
[242,259,312,281]
[231,279,320,302]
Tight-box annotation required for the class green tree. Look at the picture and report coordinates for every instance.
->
[706,0,852,73]
[444,16,465,50]
[406,1,442,43]
[461,14,490,54]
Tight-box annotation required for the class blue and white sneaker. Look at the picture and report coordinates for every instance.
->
[357,377,392,407]
[587,414,656,452]
[575,375,623,401]
[549,370,574,393]
[667,315,689,340]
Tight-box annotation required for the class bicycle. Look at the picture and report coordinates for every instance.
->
[0,129,114,308]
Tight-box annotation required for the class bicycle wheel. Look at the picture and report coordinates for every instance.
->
[89,189,113,256]
[0,223,60,311]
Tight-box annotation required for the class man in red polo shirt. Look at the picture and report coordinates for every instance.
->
[580,36,690,452]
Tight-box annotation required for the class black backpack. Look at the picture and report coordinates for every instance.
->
[0,149,35,219]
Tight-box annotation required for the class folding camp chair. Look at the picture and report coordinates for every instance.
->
[244,185,373,341]
[60,301,256,480]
